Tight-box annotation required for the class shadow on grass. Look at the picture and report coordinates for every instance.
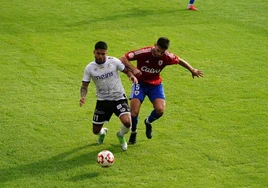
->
[67,172,100,182]
[65,9,182,27]
[0,143,121,183]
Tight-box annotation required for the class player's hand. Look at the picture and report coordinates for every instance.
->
[79,97,86,107]
[130,75,138,84]
[132,68,142,77]
[191,69,204,78]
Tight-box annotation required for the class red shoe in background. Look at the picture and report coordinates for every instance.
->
[188,5,198,11]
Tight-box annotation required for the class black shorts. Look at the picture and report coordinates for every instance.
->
[93,99,130,125]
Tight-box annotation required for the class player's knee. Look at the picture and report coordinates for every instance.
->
[92,126,101,135]
[130,110,139,117]
[156,107,165,115]
[123,122,131,128]
[119,114,132,128]
[93,130,100,135]
[121,118,131,128]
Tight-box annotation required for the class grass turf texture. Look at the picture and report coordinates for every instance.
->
[1,0,267,187]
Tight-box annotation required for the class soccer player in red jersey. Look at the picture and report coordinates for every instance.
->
[120,37,204,144]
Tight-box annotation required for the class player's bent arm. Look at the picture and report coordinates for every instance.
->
[123,68,138,84]
[120,56,142,77]
[120,56,136,72]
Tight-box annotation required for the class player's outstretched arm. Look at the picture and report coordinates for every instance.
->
[178,58,204,78]
[191,68,204,78]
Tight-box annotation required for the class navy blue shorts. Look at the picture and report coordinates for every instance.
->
[129,82,165,103]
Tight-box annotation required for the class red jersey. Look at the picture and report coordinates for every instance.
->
[125,46,179,85]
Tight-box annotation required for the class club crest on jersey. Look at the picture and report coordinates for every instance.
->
[134,91,140,96]
[128,52,135,59]
[158,60,163,66]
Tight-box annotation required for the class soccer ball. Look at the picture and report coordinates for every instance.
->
[97,150,115,167]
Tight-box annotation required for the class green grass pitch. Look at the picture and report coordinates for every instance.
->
[1,0,267,187]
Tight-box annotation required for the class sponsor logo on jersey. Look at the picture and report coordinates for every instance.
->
[141,66,161,73]
[94,71,114,80]
[117,104,122,109]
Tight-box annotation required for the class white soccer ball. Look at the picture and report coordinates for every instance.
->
[97,150,115,167]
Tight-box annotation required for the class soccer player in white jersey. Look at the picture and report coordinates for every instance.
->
[120,37,204,144]
[80,41,137,151]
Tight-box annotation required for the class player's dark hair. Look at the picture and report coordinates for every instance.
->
[157,37,170,49]
[95,41,108,50]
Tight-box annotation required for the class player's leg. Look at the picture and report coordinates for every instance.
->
[128,83,145,144]
[145,83,166,139]
[92,101,111,144]
[128,98,142,144]
[119,114,132,139]
[149,98,166,122]
[189,0,195,4]
[115,99,131,151]
[93,123,108,144]
[144,98,166,139]
[130,98,142,132]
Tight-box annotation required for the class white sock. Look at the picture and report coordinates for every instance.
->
[99,128,106,135]
[119,125,130,136]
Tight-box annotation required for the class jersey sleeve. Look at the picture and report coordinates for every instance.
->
[82,64,91,82]
[125,51,136,61]
[125,46,152,61]
[115,57,126,72]
[165,51,180,65]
